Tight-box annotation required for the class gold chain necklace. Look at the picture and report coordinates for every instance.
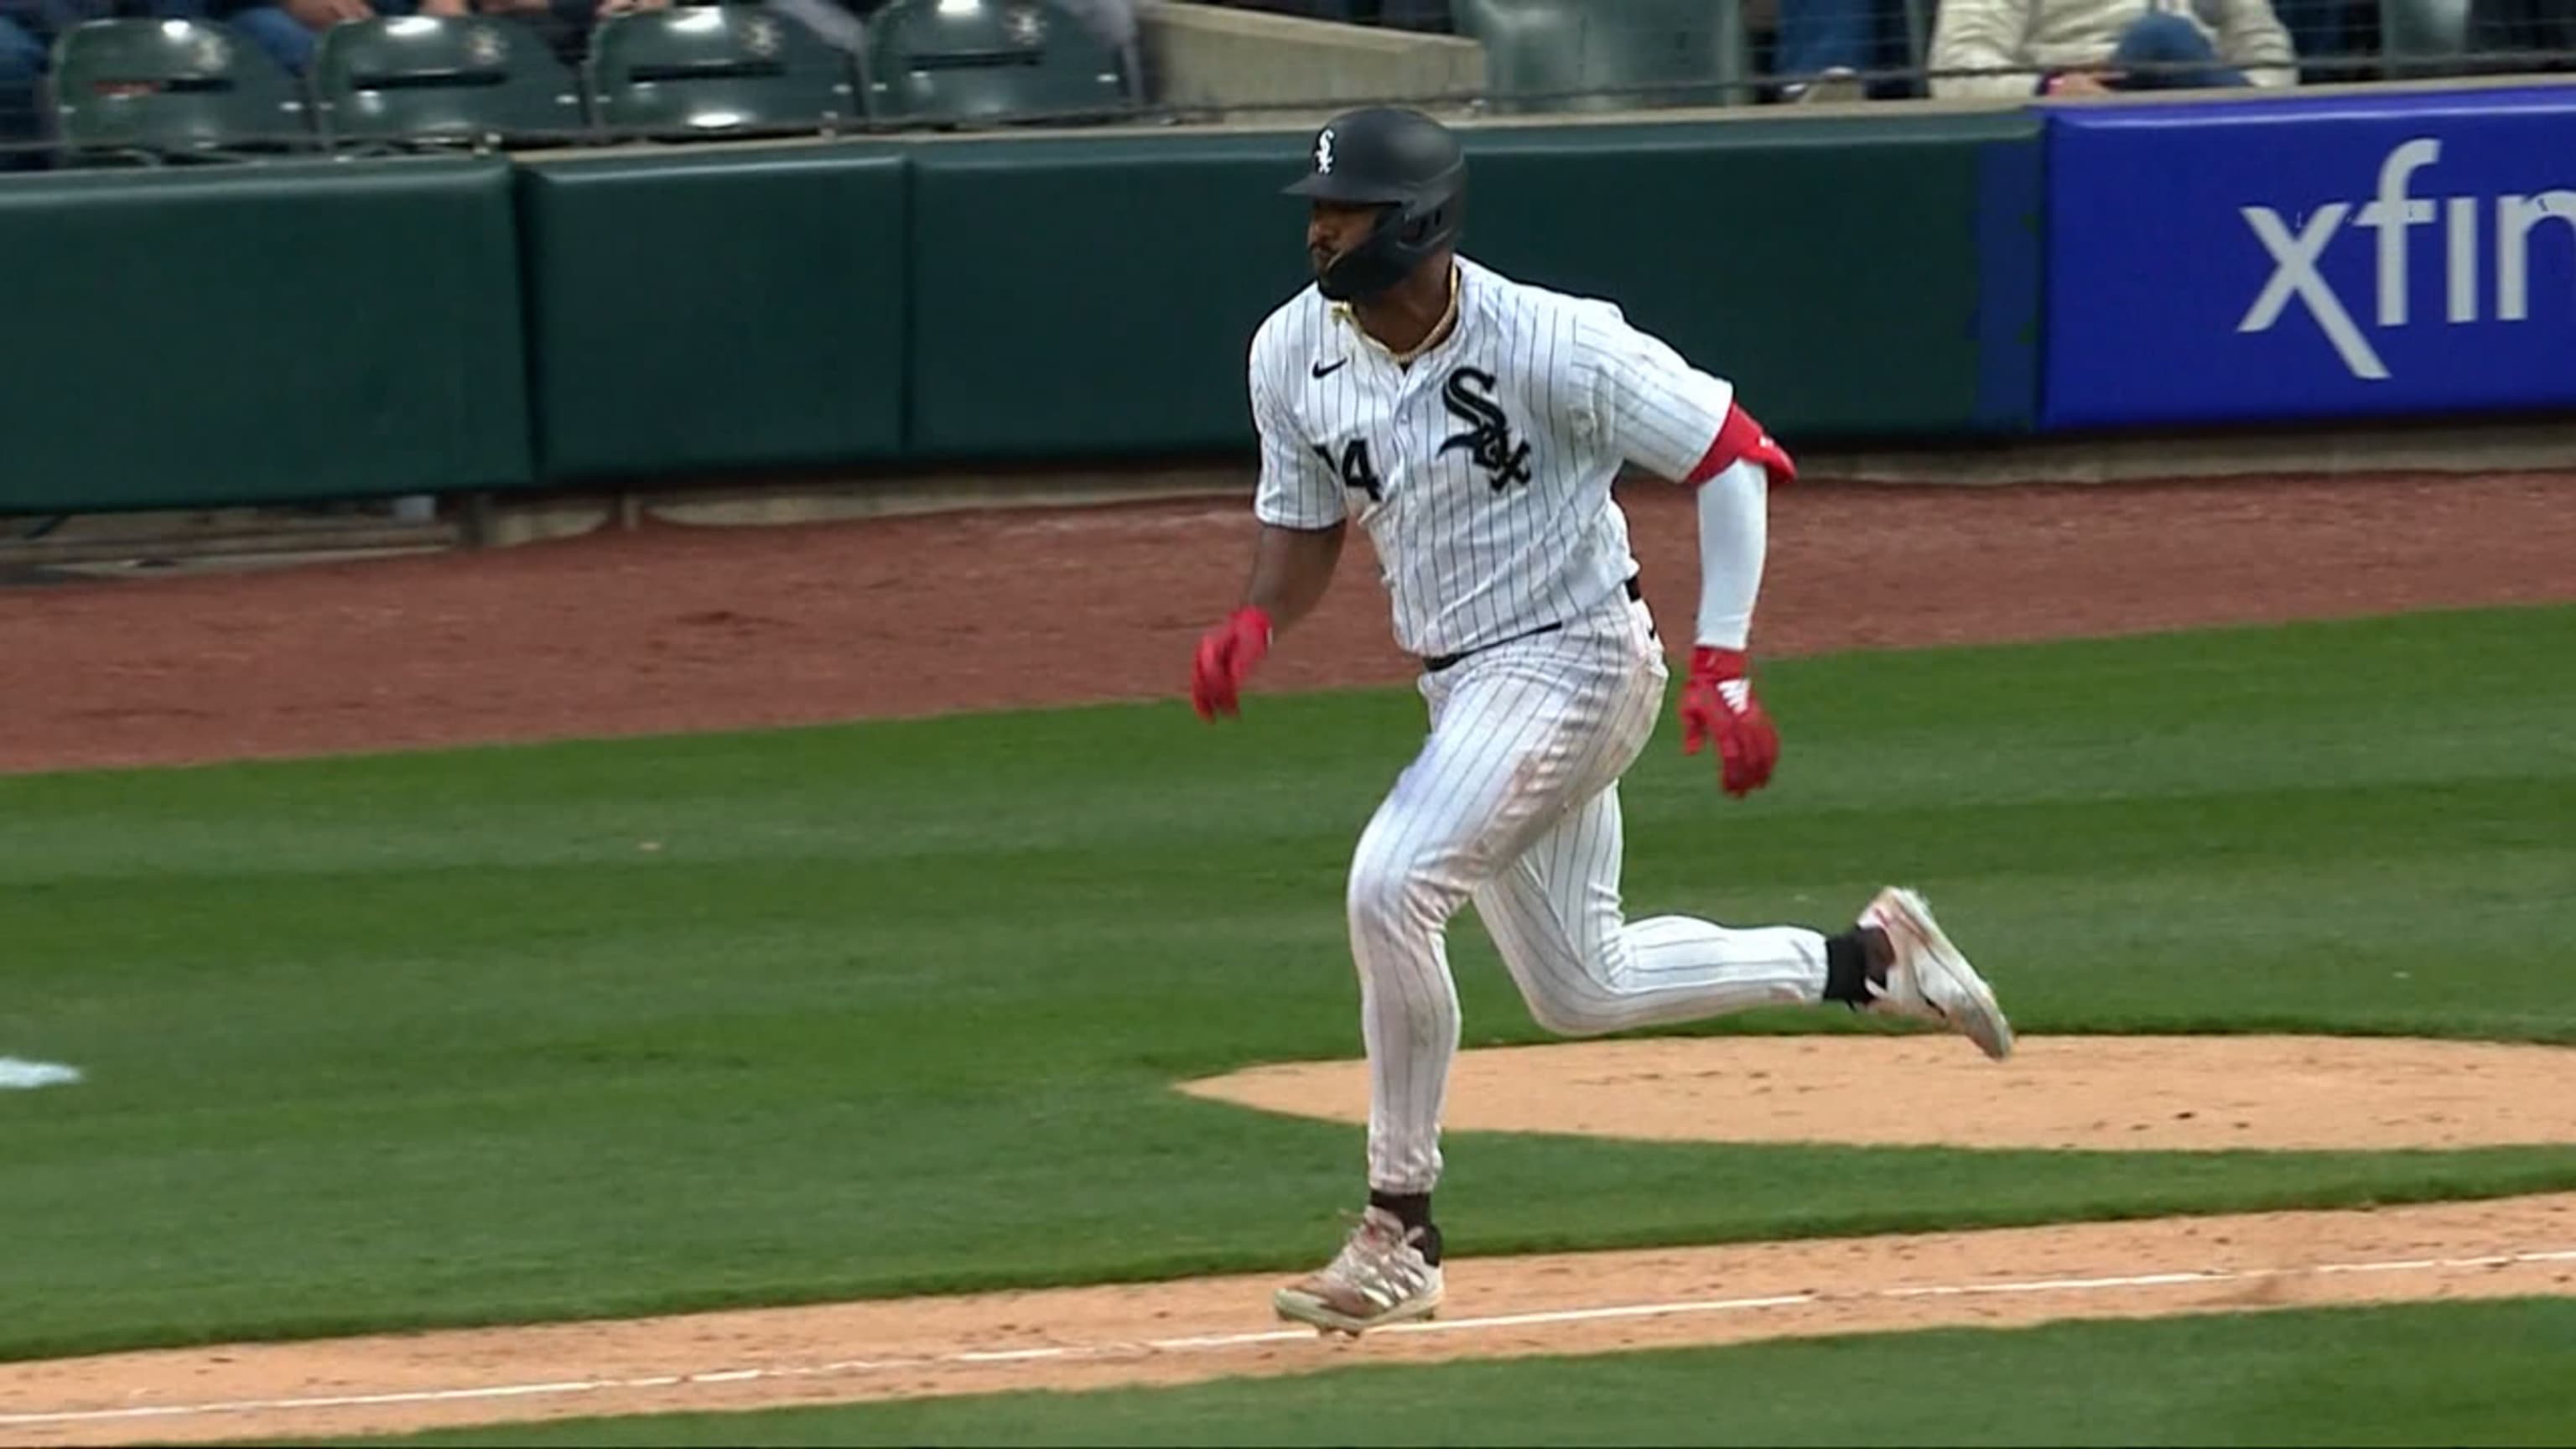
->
[1340,263,1462,368]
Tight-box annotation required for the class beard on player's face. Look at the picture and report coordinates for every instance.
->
[1308,201,1381,278]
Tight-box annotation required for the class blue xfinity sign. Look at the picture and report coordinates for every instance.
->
[2042,87,2576,428]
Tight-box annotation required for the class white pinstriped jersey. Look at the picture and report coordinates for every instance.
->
[1249,254,1738,660]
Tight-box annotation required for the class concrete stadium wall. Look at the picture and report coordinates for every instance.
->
[1139,1,1486,124]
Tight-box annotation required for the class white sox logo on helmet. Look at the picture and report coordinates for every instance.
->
[1316,128,1335,175]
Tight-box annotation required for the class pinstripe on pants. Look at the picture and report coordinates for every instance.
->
[1346,590,1831,1194]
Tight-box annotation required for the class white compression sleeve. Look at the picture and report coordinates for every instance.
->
[1693,460,1768,650]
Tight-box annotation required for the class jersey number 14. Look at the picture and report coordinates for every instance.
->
[1311,439,1383,503]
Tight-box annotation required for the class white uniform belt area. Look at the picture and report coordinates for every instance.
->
[1421,574,1646,674]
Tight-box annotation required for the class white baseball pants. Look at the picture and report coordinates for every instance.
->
[1347,590,1831,1195]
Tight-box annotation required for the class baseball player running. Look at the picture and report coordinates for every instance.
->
[1190,106,2015,1337]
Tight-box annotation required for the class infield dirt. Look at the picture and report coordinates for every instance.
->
[3,470,2572,1442]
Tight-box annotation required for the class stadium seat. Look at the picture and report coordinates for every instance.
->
[586,4,860,139]
[1451,0,1749,112]
[2381,0,2471,75]
[865,0,1135,127]
[312,17,585,151]
[47,17,309,162]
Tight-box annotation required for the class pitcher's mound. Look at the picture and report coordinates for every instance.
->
[1179,1035,2576,1151]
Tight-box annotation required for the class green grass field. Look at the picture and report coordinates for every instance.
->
[367,1298,2576,1446]
[5,603,2573,1441]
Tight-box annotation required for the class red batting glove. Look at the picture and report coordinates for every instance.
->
[1191,605,1273,721]
[1678,647,1779,797]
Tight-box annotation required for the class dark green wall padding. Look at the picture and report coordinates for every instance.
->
[0,157,530,514]
[906,111,2040,460]
[0,114,2044,515]
[1462,113,2042,438]
[905,131,1314,460]
[518,145,911,480]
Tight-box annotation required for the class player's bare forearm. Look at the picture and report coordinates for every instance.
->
[1244,521,1347,635]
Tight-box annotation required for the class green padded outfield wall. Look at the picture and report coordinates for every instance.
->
[904,111,2042,460]
[0,115,2038,516]
[518,144,910,481]
[906,130,1312,460]
[0,158,528,513]
[1466,112,2042,438]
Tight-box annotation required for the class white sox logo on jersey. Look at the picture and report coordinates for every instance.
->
[1249,255,1742,660]
[1437,367,1533,491]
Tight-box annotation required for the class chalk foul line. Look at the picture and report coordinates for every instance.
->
[0,1058,80,1091]
[7,1245,2574,1429]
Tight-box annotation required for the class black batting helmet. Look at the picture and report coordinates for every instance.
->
[1284,106,1466,304]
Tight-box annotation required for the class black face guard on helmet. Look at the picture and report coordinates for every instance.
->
[1283,108,1467,304]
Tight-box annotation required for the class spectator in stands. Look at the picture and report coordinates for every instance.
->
[2468,0,2576,71]
[1,0,167,166]
[417,0,652,70]
[212,0,668,76]
[1929,0,2297,95]
[1769,0,1911,101]
[2272,0,2352,78]
[0,9,44,165]
[835,0,1137,46]
[209,0,380,74]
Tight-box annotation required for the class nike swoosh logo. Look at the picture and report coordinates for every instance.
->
[1311,359,1349,378]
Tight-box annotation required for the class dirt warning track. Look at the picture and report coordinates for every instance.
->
[4,473,2573,775]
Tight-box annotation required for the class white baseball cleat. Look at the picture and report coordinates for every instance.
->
[1858,886,2016,1062]
[1273,1207,1445,1336]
